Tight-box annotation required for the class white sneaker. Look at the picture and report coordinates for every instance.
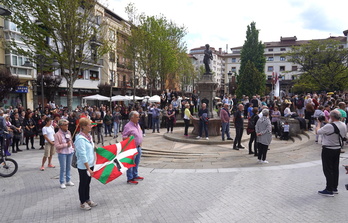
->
[206,137,209,140]
[60,183,66,189]
[80,202,91,211]
[196,136,201,139]
[143,134,146,137]
[66,181,75,186]
[87,200,98,207]
[262,160,269,164]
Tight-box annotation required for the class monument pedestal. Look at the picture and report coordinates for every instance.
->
[196,74,218,118]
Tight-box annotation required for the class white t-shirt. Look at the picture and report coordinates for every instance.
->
[42,125,55,143]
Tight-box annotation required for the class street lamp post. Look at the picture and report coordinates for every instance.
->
[227,71,232,95]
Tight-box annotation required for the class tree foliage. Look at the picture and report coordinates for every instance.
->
[2,0,112,110]
[237,22,266,98]
[286,39,348,91]
[124,3,192,95]
[37,74,62,102]
[236,61,264,97]
[0,68,20,102]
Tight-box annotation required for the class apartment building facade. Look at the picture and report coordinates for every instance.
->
[1,18,35,109]
[224,33,348,95]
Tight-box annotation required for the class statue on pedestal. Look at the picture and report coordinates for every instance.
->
[203,44,213,74]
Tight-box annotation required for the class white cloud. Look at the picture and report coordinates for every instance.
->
[107,0,348,52]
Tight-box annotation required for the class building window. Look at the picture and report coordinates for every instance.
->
[267,57,274,61]
[12,55,18,66]
[109,51,116,62]
[280,56,286,61]
[231,67,236,72]
[280,66,285,71]
[89,70,99,80]
[280,48,286,51]
[232,58,236,63]
[267,75,272,80]
[292,66,298,71]
[109,29,115,41]
[78,70,84,79]
[267,66,273,72]
[268,49,273,52]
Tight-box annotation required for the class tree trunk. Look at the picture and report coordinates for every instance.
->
[67,78,74,111]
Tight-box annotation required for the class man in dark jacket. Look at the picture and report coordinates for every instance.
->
[233,104,245,150]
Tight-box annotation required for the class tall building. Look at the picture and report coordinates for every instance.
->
[1,18,35,109]
[224,33,348,95]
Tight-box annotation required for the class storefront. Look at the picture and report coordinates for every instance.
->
[1,86,28,109]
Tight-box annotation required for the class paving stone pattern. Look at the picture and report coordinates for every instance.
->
[2,128,348,222]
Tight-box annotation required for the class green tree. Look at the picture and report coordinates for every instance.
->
[0,68,20,104]
[237,22,266,98]
[124,3,192,95]
[286,39,348,91]
[2,0,111,110]
[236,61,264,97]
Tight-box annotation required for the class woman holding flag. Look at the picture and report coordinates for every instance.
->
[75,118,98,211]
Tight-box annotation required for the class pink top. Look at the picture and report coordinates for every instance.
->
[220,108,230,123]
[122,121,143,147]
[54,129,74,154]
[324,110,330,122]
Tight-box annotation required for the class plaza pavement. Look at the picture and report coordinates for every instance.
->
[2,127,348,222]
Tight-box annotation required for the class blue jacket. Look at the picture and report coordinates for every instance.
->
[74,134,95,169]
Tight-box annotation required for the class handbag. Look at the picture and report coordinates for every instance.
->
[71,151,78,168]
[246,128,254,135]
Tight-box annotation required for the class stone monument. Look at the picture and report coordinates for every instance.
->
[197,44,218,118]
[193,44,220,136]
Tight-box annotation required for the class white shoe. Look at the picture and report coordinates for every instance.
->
[196,136,201,139]
[143,134,146,137]
[66,181,75,186]
[87,200,98,207]
[60,183,66,189]
[262,160,269,164]
[206,137,209,140]
[80,202,91,211]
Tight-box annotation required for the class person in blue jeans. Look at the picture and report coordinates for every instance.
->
[113,107,121,139]
[151,104,161,133]
[122,111,144,185]
[54,119,75,189]
[196,103,209,140]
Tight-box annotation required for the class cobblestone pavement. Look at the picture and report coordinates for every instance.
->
[2,129,348,222]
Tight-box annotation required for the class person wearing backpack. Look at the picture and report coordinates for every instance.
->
[316,110,347,197]
[247,107,259,155]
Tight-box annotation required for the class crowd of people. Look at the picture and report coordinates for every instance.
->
[1,90,348,205]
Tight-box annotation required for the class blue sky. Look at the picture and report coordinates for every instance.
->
[104,0,348,52]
